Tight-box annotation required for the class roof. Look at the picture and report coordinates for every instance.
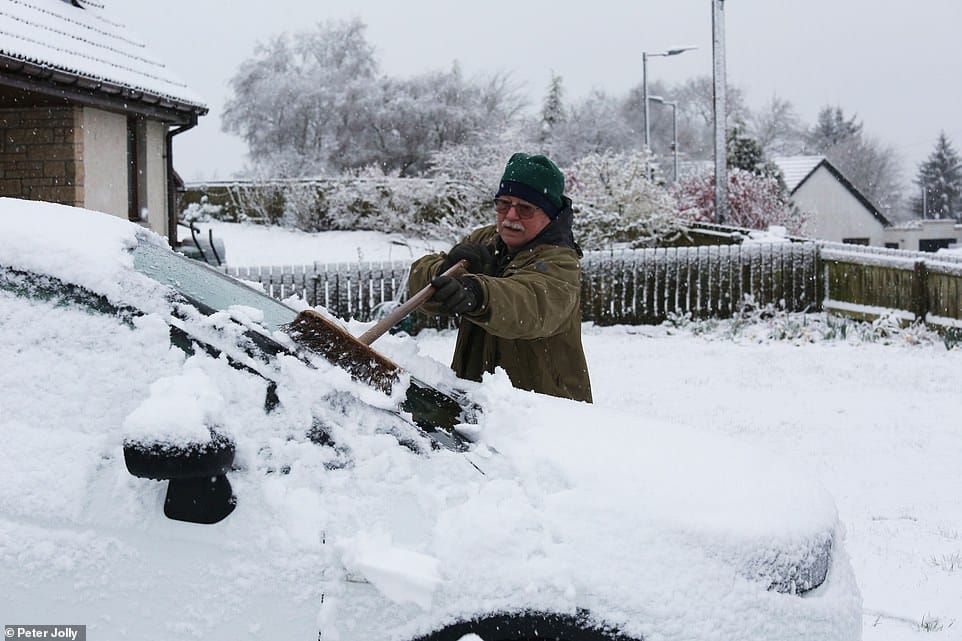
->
[772,155,823,192]
[0,0,206,121]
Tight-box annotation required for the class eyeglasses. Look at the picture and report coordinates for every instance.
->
[493,198,540,219]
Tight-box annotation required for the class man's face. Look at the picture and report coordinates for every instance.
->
[494,196,552,252]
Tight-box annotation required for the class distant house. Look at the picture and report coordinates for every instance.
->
[883,218,961,252]
[772,156,891,246]
[0,0,207,239]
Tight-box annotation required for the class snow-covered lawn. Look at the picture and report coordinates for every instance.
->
[213,220,962,640]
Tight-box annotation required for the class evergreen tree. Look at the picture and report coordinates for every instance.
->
[806,105,862,149]
[914,132,962,220]
[539,72,566,144]
[727,123,765,172]
[726,123,785,187]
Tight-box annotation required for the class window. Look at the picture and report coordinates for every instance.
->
[919,238,955,253]
[884,242,900,250]
[841,238,870,246]
[126,116,147,222]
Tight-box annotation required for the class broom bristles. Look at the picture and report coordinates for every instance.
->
[284,309,401,394]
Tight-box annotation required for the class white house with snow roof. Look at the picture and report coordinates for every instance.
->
[0,0,207,239]
[772,155,892,246]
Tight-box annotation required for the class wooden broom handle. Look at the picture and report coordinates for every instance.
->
[356,259,468,346]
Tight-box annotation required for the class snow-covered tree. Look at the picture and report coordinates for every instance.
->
[539,72,566,144]
[222,19,379,177]
[806,106,862,149]
[223,19,524,178]
[673,169,807,235]
[667,76,749,161]
[566,150,682,248]
[913,132,962,220]
[547,90,635,166]
[366,65,523,177]
[726,123,784,186]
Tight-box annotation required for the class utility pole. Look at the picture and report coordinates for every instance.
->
[712,0,728,224]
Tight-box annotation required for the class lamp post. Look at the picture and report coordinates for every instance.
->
[648,95,678,183]
[642,46,697,153]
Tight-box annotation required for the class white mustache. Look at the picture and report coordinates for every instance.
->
[501,221,524,232]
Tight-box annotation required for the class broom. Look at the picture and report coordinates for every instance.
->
[283,260,467,393]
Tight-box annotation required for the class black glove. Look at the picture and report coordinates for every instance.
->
[431,275,483,315]
[440,243,496,276]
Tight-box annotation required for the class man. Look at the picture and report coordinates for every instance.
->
[408,152,592,403]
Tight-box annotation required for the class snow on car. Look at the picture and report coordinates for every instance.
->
[0,198,861,641]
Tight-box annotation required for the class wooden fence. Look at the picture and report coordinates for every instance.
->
[226,242,823,328]
[819,242,962,328]
[579,243,819,325]
[224,241,962,330]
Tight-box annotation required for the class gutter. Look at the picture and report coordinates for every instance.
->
[166,119,198,242]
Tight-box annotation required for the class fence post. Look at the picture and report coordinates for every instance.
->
[814,244,824,312]
[913,260,929,322]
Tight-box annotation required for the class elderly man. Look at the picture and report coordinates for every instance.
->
[408,152,592,403]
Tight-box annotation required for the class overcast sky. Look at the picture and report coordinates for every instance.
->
[112,1,962,187]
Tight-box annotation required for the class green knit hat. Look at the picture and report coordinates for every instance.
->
[495,152,565,219]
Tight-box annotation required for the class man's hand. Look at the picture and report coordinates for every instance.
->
[440,243,496,275]
[431,275,482,315]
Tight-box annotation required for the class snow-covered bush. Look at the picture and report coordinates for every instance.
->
[180,197,224,224]
[673,169,808,235]
[565,150,684,249]
[666,304,942,347]
[181,178,474,239]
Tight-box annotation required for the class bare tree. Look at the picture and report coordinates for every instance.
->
[749,94,805,156]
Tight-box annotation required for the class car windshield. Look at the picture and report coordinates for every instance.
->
[132,240,298,333]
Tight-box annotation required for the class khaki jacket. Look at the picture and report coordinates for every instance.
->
[409,215,592,403]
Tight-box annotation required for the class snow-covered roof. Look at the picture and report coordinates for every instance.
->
[772,155,824,192]
[0,0,206,118]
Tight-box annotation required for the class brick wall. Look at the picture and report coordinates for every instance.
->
[0,106,84,206]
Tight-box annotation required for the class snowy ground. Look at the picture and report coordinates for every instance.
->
[202,221,962,639]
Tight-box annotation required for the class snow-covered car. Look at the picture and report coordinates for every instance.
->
[0,198,861,641]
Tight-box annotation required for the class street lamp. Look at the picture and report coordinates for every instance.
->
[642,46,697,152]
[648,95,678,183]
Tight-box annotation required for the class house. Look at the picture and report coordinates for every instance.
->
[0,0,207,240]
[772,155,892,246]
[882,218,961,252]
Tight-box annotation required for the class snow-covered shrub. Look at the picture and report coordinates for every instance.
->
[180,196,223,224]
[665,307,943,347]
[565,150,684,249]
[673,169,808,235]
